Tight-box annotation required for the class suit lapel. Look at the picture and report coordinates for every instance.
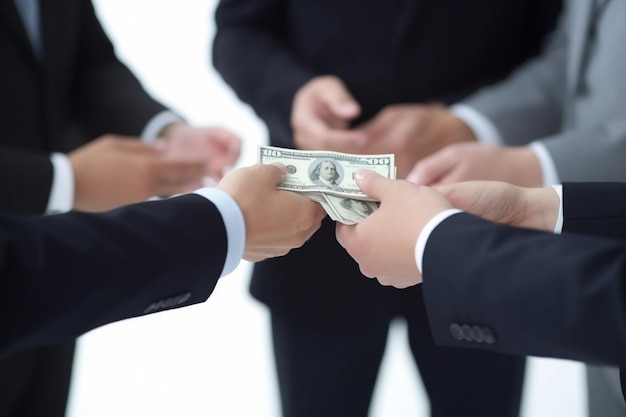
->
[39,0,62,70]
[0,0,38,62]
[38,0,67,149]
[567,0,593,96]
[568,0,612,97]
[595,0,611,9]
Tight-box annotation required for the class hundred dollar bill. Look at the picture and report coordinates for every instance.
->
[323,194,380,225]
[258,145,395,201]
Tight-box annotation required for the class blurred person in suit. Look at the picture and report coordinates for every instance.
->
[212,0,562,415]
[406,1,626,415]
[336,172,626,402]
[1,163,324,360]
[0,0,240,415]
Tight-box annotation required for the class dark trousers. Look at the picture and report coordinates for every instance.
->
[0,341,75,417]
[271,305,525,417]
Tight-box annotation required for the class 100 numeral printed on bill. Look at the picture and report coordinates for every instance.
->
[258,145,396,224]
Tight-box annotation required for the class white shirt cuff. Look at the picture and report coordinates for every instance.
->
[193,187,245,277]
[141,110,185,142]
[46,153,74,214]
[450,104,503,145]
[552,184,563,234]
[413,186,563,272]
[530,142,561,187]
[414,209,462,274]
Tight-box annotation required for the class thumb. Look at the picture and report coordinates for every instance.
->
[267,162,287,185]
[406,164,422,185]
[408,152,454,186]
[329,101,360,120]
[355,169,390,200]
[321,81,361,120]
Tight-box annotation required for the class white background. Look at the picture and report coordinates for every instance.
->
[67,2,587,416]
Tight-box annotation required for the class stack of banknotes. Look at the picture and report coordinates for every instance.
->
[258,145,396,224]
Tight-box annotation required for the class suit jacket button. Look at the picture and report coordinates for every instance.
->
[472,325,485,343]
[174,292,191,305]
[482,327,496,344]
[450,323,464,341]
[461,324,474,341]
[144,292,192,314]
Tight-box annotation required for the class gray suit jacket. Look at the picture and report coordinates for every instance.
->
[463,0,626,182]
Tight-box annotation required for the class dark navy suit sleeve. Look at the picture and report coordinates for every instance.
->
[0,194,228,357]
[562,182,626,240]
[212,0,317,148]
[421,211,626,368]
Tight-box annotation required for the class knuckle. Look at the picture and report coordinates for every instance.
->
[291,119,303,133]
[359,264,376,279]
[321,74,338,84]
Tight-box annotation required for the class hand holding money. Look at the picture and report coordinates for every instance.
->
[258,145,396,224]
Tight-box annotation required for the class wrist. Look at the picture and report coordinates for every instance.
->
[159,122,188,141]
[430,104,477,147]
[523,187,560,232]
[507,147,543,187]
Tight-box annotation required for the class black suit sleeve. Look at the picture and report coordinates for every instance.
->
[70,0,171,137]
[421,212,626,368]
[212,0,317,148]
[562,182,626,240]
[0,193,228,357]
[0,147,53,214]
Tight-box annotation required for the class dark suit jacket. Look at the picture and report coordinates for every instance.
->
[0,0,167,214]
[421,183,626,395]
[0,194,228,358]
[213,0,562,323]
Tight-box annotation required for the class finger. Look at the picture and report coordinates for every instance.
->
[312,204,327,222]
[324,129,368,149]
[406,164,422,184]
[294,99,365,149]
[334,223,352,249]
[409,151,458,186]
[207,127,239,138]
[356,120,383,143]
[358,264,377,279]
[287,195,326,222]
[155,161,206,187]
[294,110,333,143]
[113,138,163,154]
[320,81,361,120]
[266,162,287,184]
[353,169,392,201]
[226,135,242,157]
[211,130,242,150]
[357,109,394,140]
[432,183,478,212]
[205,152,240,179]
[151,140,168,152]
[329,101,360,119]
[299,212,325,241]
[101,134,143,143]
[295,106,360,144]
